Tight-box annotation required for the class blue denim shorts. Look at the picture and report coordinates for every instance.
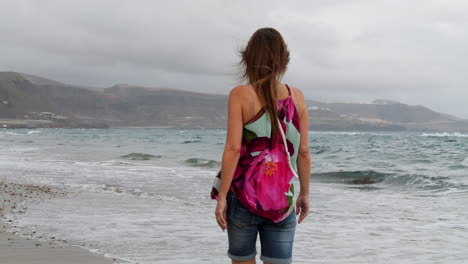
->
[226,190,296,264]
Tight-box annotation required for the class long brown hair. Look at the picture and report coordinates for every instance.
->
[239,27,290,141]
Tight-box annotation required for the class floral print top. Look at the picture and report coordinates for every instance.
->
[230,84,301,223]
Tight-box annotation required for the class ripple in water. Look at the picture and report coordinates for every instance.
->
[184,158,220,168]
[120,153,162,160]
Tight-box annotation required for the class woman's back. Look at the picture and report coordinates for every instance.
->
[242,83,301,126]
[242,83,301,173]
[227,83,302,222]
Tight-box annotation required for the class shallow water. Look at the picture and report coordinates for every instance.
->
[1,129,467,263]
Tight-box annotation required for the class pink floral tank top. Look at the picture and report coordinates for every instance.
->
[230,84,301,223]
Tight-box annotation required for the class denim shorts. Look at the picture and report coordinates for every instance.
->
[226,190,296,264]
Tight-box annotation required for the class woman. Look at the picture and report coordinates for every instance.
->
[215,27,311,264]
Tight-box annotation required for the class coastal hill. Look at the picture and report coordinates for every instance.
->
[1,71,467,132]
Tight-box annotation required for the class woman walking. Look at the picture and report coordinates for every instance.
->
[214,27,311,264]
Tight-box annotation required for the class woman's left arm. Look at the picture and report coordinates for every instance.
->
[215,86,244,231]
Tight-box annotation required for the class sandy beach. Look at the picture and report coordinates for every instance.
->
[0,180,127,264]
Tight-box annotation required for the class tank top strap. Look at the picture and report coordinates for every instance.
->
[285,84,291,95]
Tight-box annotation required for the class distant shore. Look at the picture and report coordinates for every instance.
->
[0,118,109,129]
[2,117,468,132]
[0,180,127,264]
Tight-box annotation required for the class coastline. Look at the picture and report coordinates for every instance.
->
[0,180,127,264]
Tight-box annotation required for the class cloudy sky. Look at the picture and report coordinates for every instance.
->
[1,0,467,118]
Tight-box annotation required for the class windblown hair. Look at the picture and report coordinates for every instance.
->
[239,27,290,141]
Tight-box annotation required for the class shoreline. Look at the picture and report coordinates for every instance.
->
[0,180,128,264]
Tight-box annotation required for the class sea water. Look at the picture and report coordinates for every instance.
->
[0,128,467,263]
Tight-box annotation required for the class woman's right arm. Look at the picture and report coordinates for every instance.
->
[295,87,311,224]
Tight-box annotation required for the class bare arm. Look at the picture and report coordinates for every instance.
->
[295,87,311,223]
[217,86,243,200]
[215,86,243,231]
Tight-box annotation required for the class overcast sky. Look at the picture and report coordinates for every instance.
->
[1,0,467,118]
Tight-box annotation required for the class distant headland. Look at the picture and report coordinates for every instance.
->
[1,71,467,132]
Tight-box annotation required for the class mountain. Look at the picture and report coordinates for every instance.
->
[0,71,227,129]
[1,71,467,132]
[307,99,468,131]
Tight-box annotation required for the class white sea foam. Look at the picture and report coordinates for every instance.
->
[462,157,468,167]
[96,160,151,166]
[315,131,362,135]
[421,132,468,137]
[2,131,21,136]
[27,130,42,135]
[0,130,42,136]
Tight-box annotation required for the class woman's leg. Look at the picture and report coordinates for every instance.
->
[258,210,297,264]
[233,259,256,264]
[226,191,259,263]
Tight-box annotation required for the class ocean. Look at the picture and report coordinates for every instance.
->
[1,128,467,263]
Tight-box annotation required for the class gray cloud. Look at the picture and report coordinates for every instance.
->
[1,0,467,118]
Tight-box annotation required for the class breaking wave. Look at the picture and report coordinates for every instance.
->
[313,170,465,191]
[27,130,42,135]
[119,153,162,160]
[421,132,468,137]
[183,140,201,143]
[184,158,220,168]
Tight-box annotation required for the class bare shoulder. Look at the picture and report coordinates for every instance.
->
[229,85,250,98]
[229,85,253,110]
[289,85,306,103]
[289,85,305,100]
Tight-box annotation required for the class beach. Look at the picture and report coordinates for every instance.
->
[1,129,467,263]
[0,180,126,264]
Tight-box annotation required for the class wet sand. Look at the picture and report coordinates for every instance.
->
[0,180,127,264]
